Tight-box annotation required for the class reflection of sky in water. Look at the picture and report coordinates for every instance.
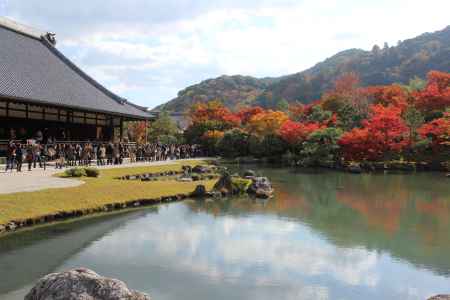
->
[57,203,449,300]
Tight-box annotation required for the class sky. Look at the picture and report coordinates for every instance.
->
[1,0,449,109]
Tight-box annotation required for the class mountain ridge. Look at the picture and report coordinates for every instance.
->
[155,25,450,112]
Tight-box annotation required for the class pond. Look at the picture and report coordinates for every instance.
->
[0,166,449,300]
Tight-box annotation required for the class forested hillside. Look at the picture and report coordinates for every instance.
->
[156,25,450,112]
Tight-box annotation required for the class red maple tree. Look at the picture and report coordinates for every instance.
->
[414,71,450,112]
[339,104,409,161]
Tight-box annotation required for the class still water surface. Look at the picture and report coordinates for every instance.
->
[1,167,449,299]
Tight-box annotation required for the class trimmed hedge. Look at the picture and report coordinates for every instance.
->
[64,168,86,178]
[64,167,100,178]
[85,168,100,178]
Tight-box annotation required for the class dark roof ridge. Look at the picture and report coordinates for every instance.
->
[40,37,149,113]
[126,101,150,112]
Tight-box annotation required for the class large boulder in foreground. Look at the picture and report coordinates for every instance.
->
[25,268,151,300]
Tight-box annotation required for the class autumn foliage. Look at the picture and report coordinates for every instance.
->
[185,71,450,165]
[415,71,450,112]
[339,105,408,161]
[279,121,323,145]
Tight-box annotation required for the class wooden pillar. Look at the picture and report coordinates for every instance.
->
[145,120,148,144]
[119,117,124,142]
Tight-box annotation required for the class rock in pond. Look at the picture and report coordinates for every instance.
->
[25,268,151,300]
[178,176,193,182]
[191,185,207,198]
[192,165,210,174]
[243,170,256,178]
[248,177,274,199]
[182,165,192,173]
[346,163,362,174]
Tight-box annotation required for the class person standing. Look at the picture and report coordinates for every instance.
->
[106,143,113,165]
[26,143,34,171]
[5,141,16,172]
[32,142,42,169]
[99,144,106,166]
[16,143,23,172]
[41,144,48,170]
[56,144,66,169]
[113,143,120,165]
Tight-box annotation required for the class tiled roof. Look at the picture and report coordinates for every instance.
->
[0,17,153,119]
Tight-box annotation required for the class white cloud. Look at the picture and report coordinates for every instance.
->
[3,0,450,108]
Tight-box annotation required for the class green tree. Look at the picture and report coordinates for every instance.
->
[337,103,366,130]
[276,98,290,112]
[403,106,424,145]
[307,105,332,123]
[300,127,343,166]
[148,111,179,143]
[217,129,250,158]
[406,76,426,92]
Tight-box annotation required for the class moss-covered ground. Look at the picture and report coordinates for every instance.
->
[0,160,215,225]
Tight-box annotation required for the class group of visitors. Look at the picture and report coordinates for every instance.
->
[3,141,203,172]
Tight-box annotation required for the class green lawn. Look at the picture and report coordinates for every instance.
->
[0,160,216,225]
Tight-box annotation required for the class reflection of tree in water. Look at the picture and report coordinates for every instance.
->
[188,166,450,276]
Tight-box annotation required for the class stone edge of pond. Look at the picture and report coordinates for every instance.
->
[0,193,192,236]
[221,158,450,174]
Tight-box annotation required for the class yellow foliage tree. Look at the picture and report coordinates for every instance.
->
[247,110,289,137]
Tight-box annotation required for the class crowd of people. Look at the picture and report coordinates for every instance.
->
[3,141,203,172]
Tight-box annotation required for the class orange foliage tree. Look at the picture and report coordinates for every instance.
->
[127,121,147,144]
[366,85,409,111]
[236,106,265,125]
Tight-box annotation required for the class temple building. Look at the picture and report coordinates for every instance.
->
[0,17,154,150]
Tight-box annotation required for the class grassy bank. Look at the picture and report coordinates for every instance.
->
[0,160,215,226]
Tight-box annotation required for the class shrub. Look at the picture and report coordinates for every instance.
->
[191,174,201,181]
[84,168,100,178]
[65,168,86,177]
[231,177,253,195]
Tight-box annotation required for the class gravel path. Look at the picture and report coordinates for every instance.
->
[0,160,187,195]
